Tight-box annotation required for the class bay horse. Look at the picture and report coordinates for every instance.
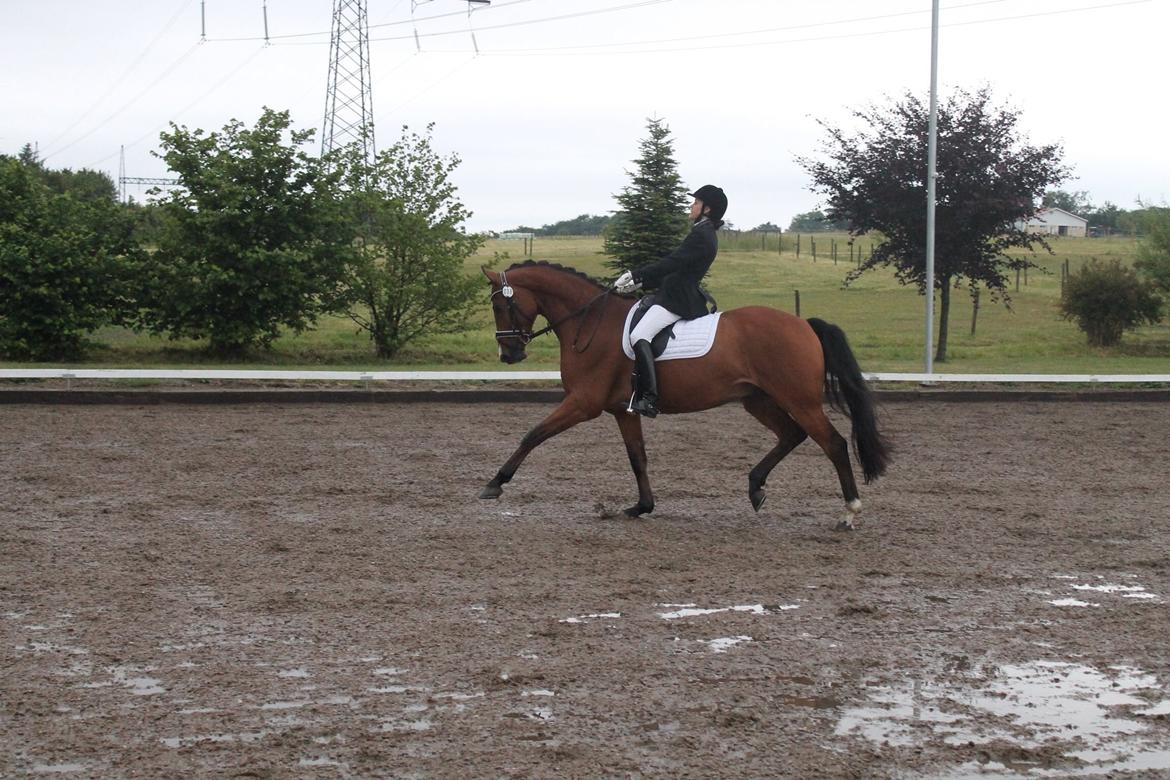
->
[479,260,891,529]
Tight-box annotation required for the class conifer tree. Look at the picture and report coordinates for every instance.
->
[603,118,689,274]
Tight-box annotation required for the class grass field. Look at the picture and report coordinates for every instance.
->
[6,234,1168,374]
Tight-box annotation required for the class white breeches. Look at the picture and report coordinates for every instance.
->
[629,304,683,345]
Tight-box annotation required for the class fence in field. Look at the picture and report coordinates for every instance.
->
[720,230,877,267]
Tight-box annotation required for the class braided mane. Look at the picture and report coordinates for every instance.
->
[503,259,612,292]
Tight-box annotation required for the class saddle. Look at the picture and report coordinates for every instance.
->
[622,297,723,361]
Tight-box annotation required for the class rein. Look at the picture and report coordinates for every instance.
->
[492,269,614,353]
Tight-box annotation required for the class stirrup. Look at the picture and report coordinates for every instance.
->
[627,393,659,418]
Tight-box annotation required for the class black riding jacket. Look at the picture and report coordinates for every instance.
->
[631,217,718,319]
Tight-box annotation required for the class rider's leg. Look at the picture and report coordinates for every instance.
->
[629,339,659,417]
[627,305,681,417]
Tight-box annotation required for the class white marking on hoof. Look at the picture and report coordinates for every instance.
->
[847,499,862,514]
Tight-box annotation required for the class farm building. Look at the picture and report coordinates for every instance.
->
[1017,207,1088,237]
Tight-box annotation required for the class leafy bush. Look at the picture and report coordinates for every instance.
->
[0,156,137,360]
[336,124,484,358]
[1060,259,1163,346]
[137,108,352,355]
[1133,205,1170,294]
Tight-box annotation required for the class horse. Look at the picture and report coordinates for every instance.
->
[479,260,891,530]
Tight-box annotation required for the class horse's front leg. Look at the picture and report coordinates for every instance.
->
[614,411,654,517]
[479,398,596,500]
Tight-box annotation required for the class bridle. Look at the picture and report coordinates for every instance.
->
[491,269,613,352]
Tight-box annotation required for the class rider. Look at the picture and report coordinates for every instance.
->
[614,184,727,418]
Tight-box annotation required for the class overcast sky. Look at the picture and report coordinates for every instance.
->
[3,0,1167,231]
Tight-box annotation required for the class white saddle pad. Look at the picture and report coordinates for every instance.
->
[621,307,722,361]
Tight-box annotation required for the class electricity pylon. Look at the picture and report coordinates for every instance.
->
[322,0,375,163]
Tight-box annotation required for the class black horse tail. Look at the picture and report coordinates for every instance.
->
[806,318,892,483]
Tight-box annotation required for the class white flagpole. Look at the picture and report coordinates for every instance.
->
[925,0,940,376]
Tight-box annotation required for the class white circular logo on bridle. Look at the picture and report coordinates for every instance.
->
[501,285,514,298]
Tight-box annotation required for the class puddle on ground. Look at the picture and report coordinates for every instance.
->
[260,694,354,710]
[30,764,88,775]
[161,730,272,749]
[1047,598,1099,608]
[18,641,90,656]
[1045,578,1162,608]
[377,718,433,732]
[433,691,484,701]
[372,666,407,676]
[559,612,621,624]
[298,757,346,768]
[836,660,1170,776]
[110,666,165,696]
[656,603,799,620]
[368,684,428,694]
[706,636,752,653]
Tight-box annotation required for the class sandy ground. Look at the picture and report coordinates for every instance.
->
[2,398,1169,779]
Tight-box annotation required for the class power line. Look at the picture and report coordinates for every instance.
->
[203,0,540,43]
[42,41,202,162]
[373,53,478,123]
[207,0,669,45]
[420,0,1153,56]
[442,0,1013,54]
[374,0,673,43]
[86,45,267,170]
[42,0,196,152]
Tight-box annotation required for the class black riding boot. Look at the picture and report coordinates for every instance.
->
[628,339,659,418]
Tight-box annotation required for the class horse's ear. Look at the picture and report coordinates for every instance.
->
[480,265,498,283]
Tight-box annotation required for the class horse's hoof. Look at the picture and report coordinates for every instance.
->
[833,519,855,532]
[479,484,502,500]
[749,489,766,512]
[623,503,652,518]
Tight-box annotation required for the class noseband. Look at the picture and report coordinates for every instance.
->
[491,270,536,344]
[491,269,612,352]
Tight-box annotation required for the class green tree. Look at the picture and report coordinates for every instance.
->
[124,200,167,248]
[1133,204,1170,294]
[0,156,138,360]
[800,87,1069,362]
[538,214,612,236]
[1060,259,1162,346]
[753,221,783,232]
[787,210,846,232]
[137,108,351,355]
[603,117,689,274]
[1083,201,1126,234]
[338,125,484,358]
[1042,189,1093,215]
[14,142,118,203]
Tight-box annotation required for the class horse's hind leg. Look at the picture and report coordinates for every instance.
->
[614,411,654,517]
[785,402,863,531]
[742,393,808,513]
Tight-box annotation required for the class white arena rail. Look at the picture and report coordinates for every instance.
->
[1,369,1169,384]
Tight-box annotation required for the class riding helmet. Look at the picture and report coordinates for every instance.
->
[691,184,728,222]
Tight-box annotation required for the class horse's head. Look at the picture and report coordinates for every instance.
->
[482,266,540,364]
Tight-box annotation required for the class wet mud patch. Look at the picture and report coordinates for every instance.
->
[2,399,1170,777]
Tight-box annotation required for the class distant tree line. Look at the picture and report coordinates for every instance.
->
[501,214,612,237]
[785,197,1162,237]
[1041,189,1162,236]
